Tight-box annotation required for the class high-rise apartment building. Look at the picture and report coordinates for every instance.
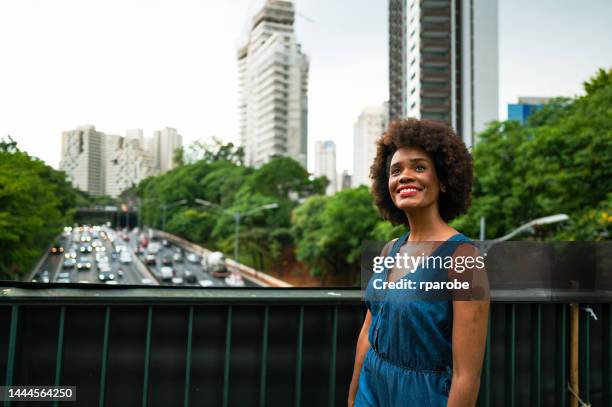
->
[238,0,309,168]
[353,104,388,188]
[106,133,157,198]
[59,125,106,196]
[151,127,182,173]
[314,140,337,195]
[388,0,498,148]
[60,126,175,197]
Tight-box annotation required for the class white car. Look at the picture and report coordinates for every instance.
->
[187,253,200,264]
[140,278,155,285]
[171,277,184,285]
[160,266,174,282]
[198,279,214,288]
[147,242,161,255]
[224,272,245,287]
[120,251,132,264]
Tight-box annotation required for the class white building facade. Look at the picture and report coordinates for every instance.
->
[59,125,106,196]
[60,126,176,197]
[352,105,388,188]
[314,140,337,195]
[238,0,309,168]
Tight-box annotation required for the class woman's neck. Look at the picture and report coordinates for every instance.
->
[404,207,454,242]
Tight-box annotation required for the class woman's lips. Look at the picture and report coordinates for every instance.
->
[398,187,420,198]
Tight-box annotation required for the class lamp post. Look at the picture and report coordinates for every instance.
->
[480,213,570,250]
[195,199,279,261]
[161,199,188,231]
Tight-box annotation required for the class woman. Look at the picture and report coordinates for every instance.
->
[348,118,489,407]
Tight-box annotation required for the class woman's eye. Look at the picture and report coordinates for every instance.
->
[391,168,400,175]
[415,165,425,172]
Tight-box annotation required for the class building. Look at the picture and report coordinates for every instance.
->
[389,0,408,122]
[314,141,337,195]
[106,132,158,198]
[388,0,498,148]
[340,170,352,191]
[150,127,182,173]
[508,96,550,125]
[60,126,167,197]
[352,105,388,188]
[59,125,107,196]
[238,0,309,168]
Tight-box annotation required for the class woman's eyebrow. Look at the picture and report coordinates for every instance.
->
[390,157,430,167]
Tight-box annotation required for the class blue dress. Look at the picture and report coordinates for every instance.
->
[355,232,472,407]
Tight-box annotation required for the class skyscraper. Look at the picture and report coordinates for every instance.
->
[353,104,388,188]
[388,0,498,148]
[150,127,183,173]
[314,140,337,195]
[59,125,106,196]
[238,0,309,168]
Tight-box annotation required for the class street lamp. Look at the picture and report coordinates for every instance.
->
[491,214,569,242]
[195,199,279,261]
[161,199,188,231]
[233,203,279,261]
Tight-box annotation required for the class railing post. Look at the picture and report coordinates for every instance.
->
[295,306,304,407]
[505,304,516,407]
[531,304,542,406]
[99,306,111,407]
[4,305,19,407]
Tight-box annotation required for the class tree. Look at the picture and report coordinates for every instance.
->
[452,67,612,241]
[292,186,380,282]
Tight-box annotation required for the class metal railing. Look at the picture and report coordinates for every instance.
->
[0,285,610,407]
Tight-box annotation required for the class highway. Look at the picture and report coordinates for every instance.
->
[32,225,261,287]
[126,229,260,287]
[33,226,153,286]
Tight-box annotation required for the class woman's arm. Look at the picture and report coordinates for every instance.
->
[447,300,489,407]
[347,310,372,407]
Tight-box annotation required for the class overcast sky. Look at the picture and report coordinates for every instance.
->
[1,0,611,173]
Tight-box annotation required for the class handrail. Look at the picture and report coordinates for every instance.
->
[0,284,610,303]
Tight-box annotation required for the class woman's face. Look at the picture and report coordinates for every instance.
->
[388,146,442,213]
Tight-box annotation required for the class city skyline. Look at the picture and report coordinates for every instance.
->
[1,0,612,175]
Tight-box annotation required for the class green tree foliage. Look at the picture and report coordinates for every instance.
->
[0,137,78,279]
[453,68,612,241]
[291,186,380,281]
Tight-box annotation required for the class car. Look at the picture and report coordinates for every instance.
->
[198,279,214,287]
[79,244,93,253]
[147,242,161,255]
[50,243,64,255]
[105,280,118,285]
[160,266,174,282]
[58,271,70,280]
[120,251,132,264]
[145,254,157,265]
[161,255,173,266]
[63,259,76,269]
[98,271,115,282]
[64,250,77,259]
[162,239,169,247]
[171,276,184,285]
[117,268,124,278]
[98,262,112,273]
[184,271,197,284]
[187,253,200,264]
[140,278,155,285]
[57,277,71,283]
[172,251,183,263]
[224,272,245,287]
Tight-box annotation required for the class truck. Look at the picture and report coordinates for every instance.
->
[201,251,229,278]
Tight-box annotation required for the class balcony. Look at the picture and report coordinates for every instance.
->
[0,284,610,406]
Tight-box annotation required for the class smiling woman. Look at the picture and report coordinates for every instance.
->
[348,118,489,407]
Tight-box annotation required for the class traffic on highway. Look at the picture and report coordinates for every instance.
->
[31,224,259,287]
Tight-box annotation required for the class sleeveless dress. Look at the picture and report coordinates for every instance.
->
[355,232,473,407]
